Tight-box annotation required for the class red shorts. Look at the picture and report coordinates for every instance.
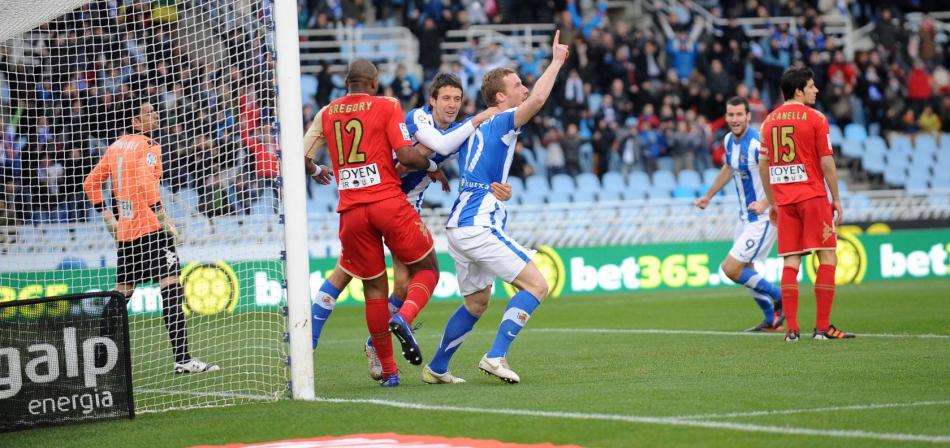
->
[776,195,837,256]
[338,196,434,279]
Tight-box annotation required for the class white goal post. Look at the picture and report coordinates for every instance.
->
[0,0,314,411]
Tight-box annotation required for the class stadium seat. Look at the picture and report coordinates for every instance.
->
[627,171,650,188]
[601,171,626,192]
[656,157,674,172]
[829,124,844,147]
[889,134,912,153]
[905,176,929,193]
[883,166,908,188]
[519,190,546,205]
[622,188,647,201]
[862,146,886,174]
[940,133,950,151]
[840,139,864,160]
[651,170,676,191]
[597,189,621,202]
[550,173,576,192]
[571,190,597,203]
[646,188,671,200]
[916,134,937,153]
[677,169,702,189]
[701,168,720,185]
[932,175,950,189]
[576,173,601,191]
[671,186,697,199]
[300,75,318,107]
[844,123,868,141]
[507,176,525,196]
[525,175,550,194]
[546,190,572,204]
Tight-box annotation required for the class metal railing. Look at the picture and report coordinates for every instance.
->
[298,26,419,74]
[439,23,555,65]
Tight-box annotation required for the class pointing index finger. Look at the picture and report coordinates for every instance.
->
[553,29,560,45]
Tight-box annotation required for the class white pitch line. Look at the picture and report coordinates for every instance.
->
[530,327,950,339]
[135,388,950,444]
[675,400,950,420]
[314,397,950,445]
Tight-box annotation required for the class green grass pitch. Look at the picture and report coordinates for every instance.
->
[4,279,949,447]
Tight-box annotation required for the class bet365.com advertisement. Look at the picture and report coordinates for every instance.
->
[1,228,948,317]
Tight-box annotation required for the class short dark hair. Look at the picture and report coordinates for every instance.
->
[481,67,516,107]
[429,73,463,99]
[779,67,814,101]
[726,96,750,113]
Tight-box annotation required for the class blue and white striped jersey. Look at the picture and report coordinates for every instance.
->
[401,106,464,211]
[724,128,768,223]
[446,108,521,229]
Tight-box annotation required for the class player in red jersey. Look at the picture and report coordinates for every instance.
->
[759,67,854,342]
[302,59,439,386]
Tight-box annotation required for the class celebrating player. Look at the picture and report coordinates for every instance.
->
[695,97,784,332]
[301,59,446,386]
[84,100,219,373]
[305,73,509,381]
[422,30,569,385]
[759,67,853,342]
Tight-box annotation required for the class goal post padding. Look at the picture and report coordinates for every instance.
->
[0,290,134,432]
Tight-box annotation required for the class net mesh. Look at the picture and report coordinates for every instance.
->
[0,0,289,412]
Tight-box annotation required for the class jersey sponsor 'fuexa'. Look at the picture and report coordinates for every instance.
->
[447,108,521,230]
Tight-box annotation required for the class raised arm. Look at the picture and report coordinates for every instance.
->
[413,107,498,156]
[514,30,569,128]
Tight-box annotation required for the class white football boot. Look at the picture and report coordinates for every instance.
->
[422,365,466,384]
[478,354,520,384]
[174,358,221,374]
[364,337,383,381]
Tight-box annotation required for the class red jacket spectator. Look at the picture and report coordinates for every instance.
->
[907,65,933,101]
[249,134,279,178]
[827,50,857,86]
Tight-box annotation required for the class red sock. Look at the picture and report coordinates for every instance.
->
[365,297,397,376]
[815,264,836,331]
[781,266,800,332]
[397,269,438,325]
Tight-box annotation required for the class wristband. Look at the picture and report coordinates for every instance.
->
[312,164,323,176]
[427,159,438,172]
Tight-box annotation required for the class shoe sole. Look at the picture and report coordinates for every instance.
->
[364,345,383,381]
[478,366,519,384]
[175,365,221,374]
[389,321,423,365]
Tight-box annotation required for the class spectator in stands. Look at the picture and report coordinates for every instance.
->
[510,141,534,181]
[907,60,933,115]
[561,68,586,128]
[542,127,566,178]
[566,0,607,39]
[592,118,617,177]
[638,120,666,175]
[411,16,447,81]
[918,106,942,135]
[827,50,857,87]
[562,123,583,176]
[659,13,702,83]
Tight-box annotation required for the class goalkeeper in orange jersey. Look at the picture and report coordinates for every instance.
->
[84,99,219,373]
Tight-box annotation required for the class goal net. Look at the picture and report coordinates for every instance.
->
[0,0,294,412]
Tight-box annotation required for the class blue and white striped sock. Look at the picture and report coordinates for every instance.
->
[487,290,540,359]
[428,305,479,374]
[311,280,341,349]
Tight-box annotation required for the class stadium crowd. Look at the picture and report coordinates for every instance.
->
[1,0,949,227]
